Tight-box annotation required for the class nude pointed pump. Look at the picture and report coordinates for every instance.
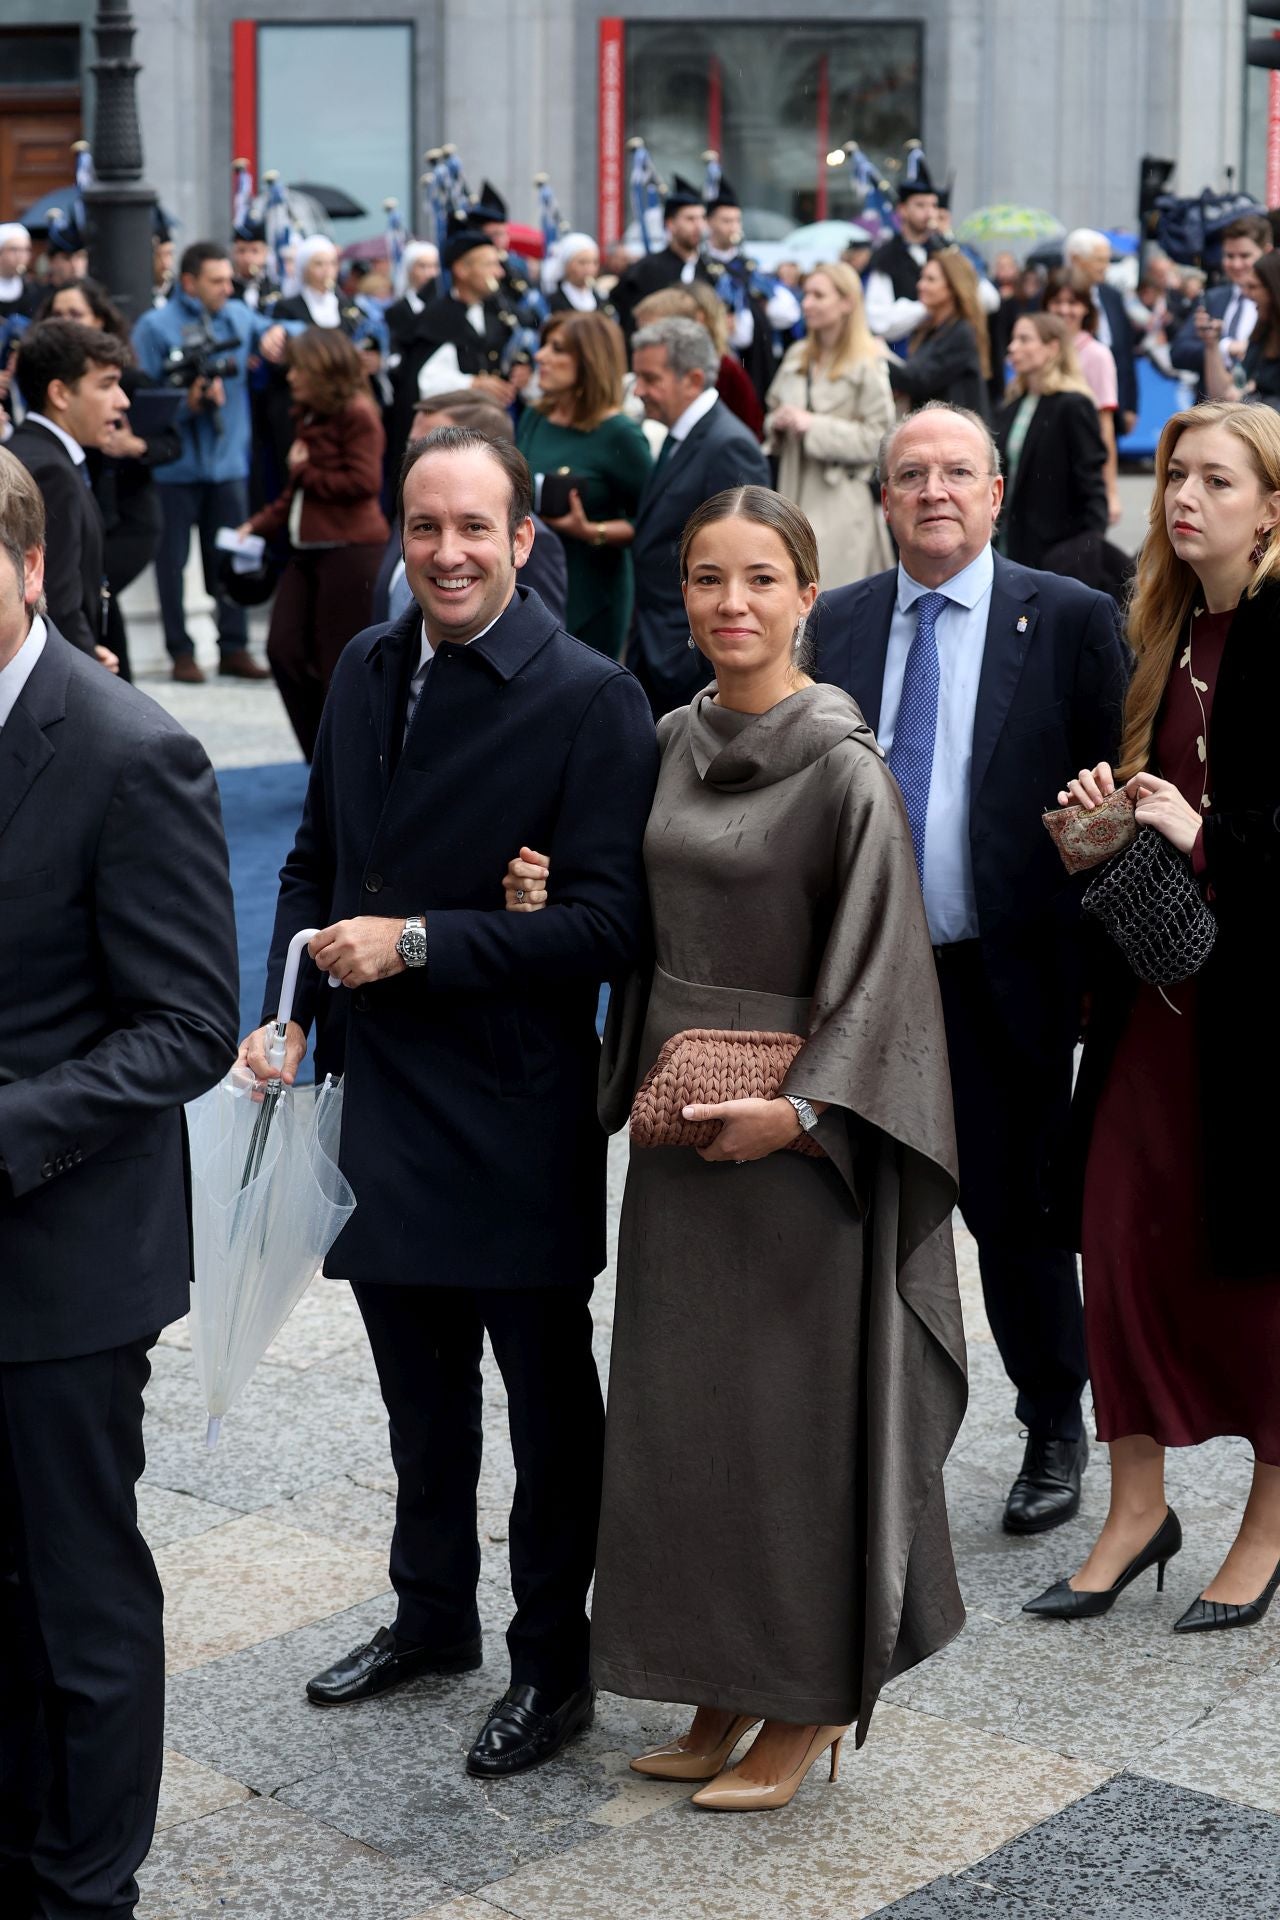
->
[629,1714,761,1781]
[690,1723,849,1811]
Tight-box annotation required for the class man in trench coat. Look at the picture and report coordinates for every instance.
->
[241,426,658,1778]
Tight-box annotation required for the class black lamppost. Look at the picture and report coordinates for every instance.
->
[81,0,158,322]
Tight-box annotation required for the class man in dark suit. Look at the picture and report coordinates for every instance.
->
[1063,230,1138,430]
[611,177,714,338]
[9,318,131,670]
[627,315,770,716]
[1168,213,1271,398]
[0,447,239,1918]
[813,400,1129,1535]
[240,426,658,1778]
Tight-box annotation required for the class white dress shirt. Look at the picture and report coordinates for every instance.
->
[877,545,994,945]
[24,412,86,467]
[300,286,341,328]
[666,385,719,445]
[0,615,48,729]
[1219,286,1257,365]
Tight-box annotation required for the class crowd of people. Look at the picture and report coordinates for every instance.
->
[2,143,1279,1920]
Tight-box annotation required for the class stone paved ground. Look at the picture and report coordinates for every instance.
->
[123,485,1280,1917]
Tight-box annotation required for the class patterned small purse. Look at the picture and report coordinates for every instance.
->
[1041,788,1137,875]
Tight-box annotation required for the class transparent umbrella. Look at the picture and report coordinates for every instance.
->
[954,204,1065,257]
[186,929,355,1447]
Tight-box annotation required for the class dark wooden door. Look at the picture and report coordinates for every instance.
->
[0,90,82,221]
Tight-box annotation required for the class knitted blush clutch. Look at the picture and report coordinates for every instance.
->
[629,1028,827,1158]
[1041,788,1137,875]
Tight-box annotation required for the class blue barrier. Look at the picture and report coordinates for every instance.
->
[1118,357,1191,461]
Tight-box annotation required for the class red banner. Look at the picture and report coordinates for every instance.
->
[1270,54,1280,209]
[598,18,624,247]
[231,19,258,186]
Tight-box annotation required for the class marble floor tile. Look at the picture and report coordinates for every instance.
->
[156,1512,389,1673]
[474,1704,1106,1920]
[1137,1658,1280,1815]
[877,1773,1280,1920]
[155,1749,251,1832]
[143,1358,392,1512]
[883,1601,1278,1765]
[138,1796,442,1919]
[954,1222,992,1344]
[257,1475,397,1555]
[405,1903,517,1920]
[138,1482,240,1550]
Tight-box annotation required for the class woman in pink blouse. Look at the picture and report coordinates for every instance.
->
[1046,269,1122,526]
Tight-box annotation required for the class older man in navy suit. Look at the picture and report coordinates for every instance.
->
[241,426,658,1781]
[812,401,1129,1536]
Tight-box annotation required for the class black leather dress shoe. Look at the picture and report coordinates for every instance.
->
[1174,1557,1280,1634]
[305,1625,482,1707]
[465,1682,595,1777]
[1003,1434,1089,1535]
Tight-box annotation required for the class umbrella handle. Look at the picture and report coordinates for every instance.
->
[270,926,325,1068]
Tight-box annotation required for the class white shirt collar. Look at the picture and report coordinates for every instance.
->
[0,614,47,729]
[561,281,596,312]
[25,412,86,466]
[668,385,719,443]
[301,285,341,327]
[896,543,995,614]
[417,599,509,673]
[405,288,425,314]
[0,274,23,302]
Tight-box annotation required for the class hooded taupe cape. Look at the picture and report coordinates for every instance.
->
[592,684,967,1745]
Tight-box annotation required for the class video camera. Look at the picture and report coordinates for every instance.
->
[161,322,241,413]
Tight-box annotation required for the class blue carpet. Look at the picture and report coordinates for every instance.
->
[216,759,609,1065]
[216,762,312,1077]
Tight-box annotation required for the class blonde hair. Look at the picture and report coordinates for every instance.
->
[632,282,728,355]
[1119,401,1280,776]
[1004,311,1095,402]
[911,248,992,380]
[797,261,877,380]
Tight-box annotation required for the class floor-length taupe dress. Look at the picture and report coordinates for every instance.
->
[592,684,968,1744]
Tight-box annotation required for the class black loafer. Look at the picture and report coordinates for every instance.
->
[1003,1434,1089,1535]
[465,1682,595,1777]
[306,1624,482,1707]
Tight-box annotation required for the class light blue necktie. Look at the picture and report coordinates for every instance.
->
[888,590,947,887]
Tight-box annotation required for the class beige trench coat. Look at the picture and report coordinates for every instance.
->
[765,343,895,590]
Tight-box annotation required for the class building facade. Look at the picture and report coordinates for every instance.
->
[0,1,1254,255]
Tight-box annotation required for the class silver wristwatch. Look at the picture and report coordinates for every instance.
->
[395,915,427,968]
[784,1094,820,1135]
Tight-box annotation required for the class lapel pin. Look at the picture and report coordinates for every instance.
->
[1016,614,1028,633]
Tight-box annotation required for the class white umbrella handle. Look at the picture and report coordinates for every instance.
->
[268,926,337,1069]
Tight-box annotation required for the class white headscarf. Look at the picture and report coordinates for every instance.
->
[0,224,31,249]
[542,230,597,297]
[396,240,440,301]
[294,234,340,326]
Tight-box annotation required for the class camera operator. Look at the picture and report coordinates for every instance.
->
[132,240,300,682]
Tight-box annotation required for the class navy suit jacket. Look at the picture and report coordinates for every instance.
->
[1097,282,1138,420]
[629,398,770,716]
[0,628,239,1360]
[262,585,658,1287]
[812,554,1129,1061]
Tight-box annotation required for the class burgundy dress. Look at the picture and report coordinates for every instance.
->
[1083,608,1280,1465]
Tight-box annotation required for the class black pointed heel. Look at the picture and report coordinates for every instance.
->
[1173,1557,1280,1634]
[1022,1509,1182,1620]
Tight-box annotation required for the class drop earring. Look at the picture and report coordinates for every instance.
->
[1251,528,1272,568]
[687,633,697,651]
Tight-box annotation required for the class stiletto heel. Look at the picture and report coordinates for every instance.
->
[630,1712,761,1781]
[1023,1509,1182,1620]
[690,1723,850,1811]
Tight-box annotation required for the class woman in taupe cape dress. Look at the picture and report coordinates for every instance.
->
[506,487,967,1808]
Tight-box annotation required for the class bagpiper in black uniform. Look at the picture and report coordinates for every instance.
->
[701,175,778,405]
[610,175,714,339]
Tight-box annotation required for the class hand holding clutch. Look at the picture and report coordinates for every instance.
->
[1042,787,1137,875]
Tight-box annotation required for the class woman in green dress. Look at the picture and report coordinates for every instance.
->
[518,312,652,657]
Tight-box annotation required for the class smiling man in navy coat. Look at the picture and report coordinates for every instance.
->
[812,400,1129,1537]
[240,426,658,1778]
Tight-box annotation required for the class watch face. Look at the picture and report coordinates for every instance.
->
[398,926,427,966]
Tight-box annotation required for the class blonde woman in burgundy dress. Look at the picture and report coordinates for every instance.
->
[1028,400,1280,1632]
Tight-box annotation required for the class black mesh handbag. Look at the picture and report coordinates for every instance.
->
[1081,827,1217,986]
